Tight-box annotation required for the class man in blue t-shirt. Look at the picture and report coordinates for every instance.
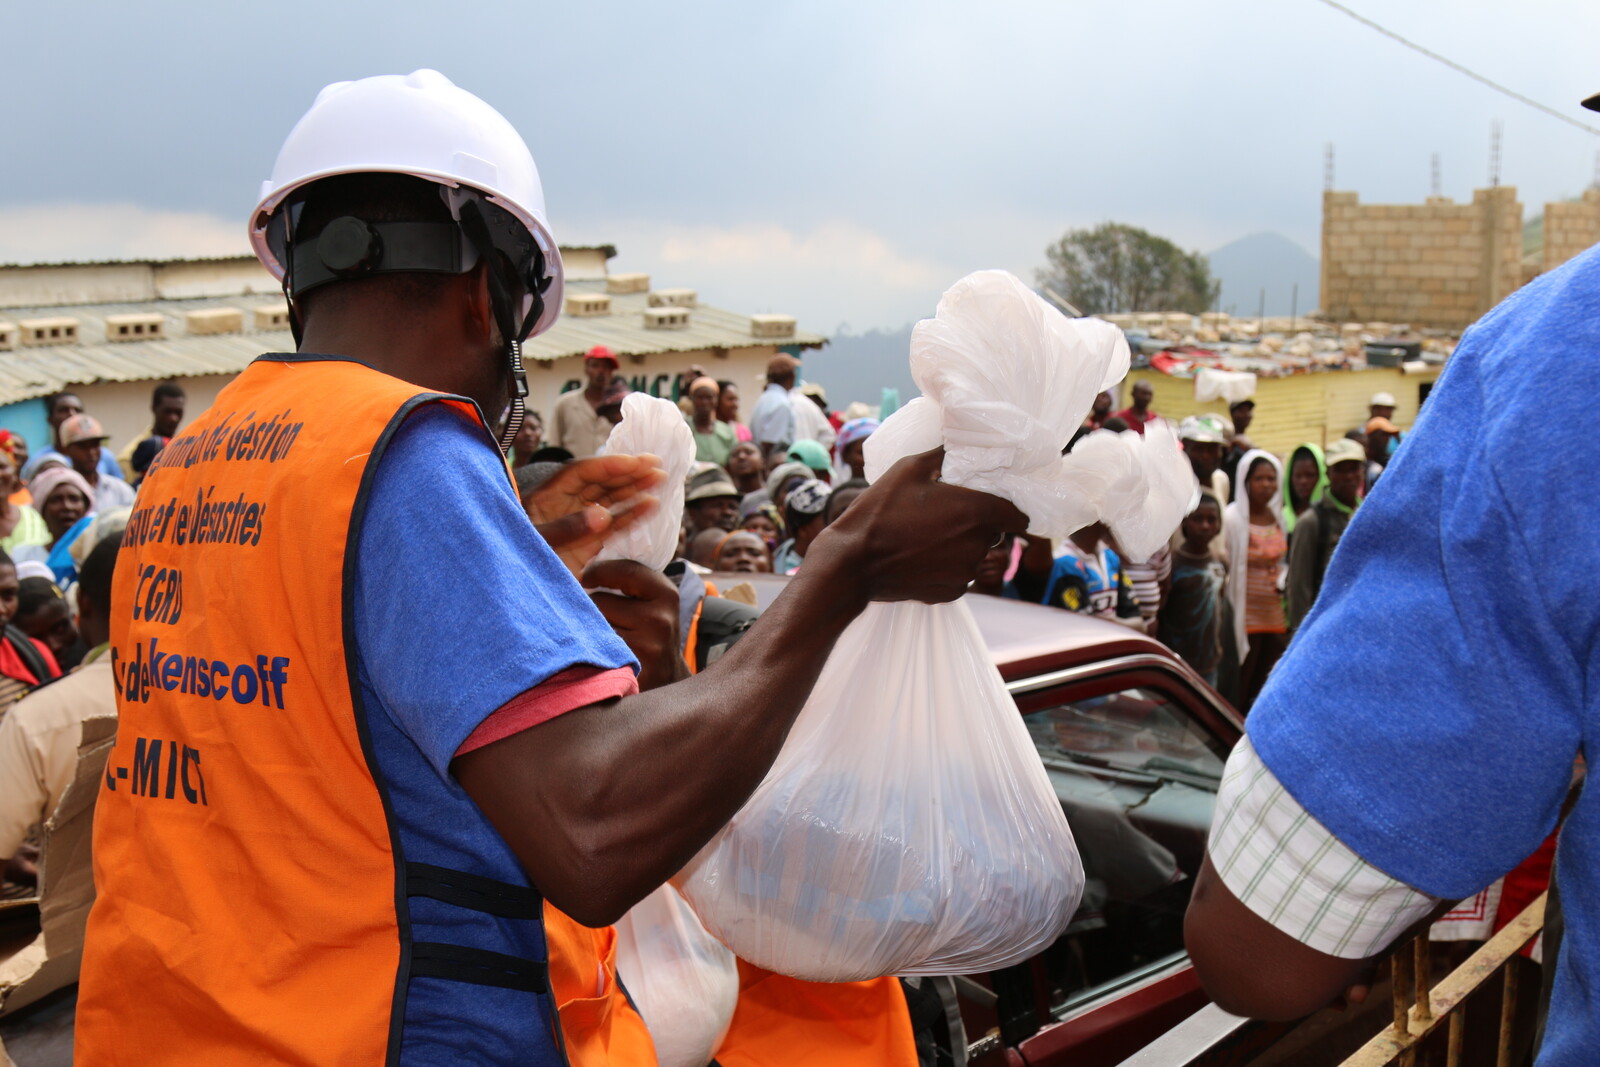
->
[1184,93,1600,1060]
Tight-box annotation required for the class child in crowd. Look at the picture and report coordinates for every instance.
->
[1042,522,1144,628]
[1159,493,1227,686]
[15,577,79,672]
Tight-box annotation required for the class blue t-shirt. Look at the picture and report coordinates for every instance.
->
[1043,542,1140,620]
[1248,244,1600,1066]
[353,404,635,1064]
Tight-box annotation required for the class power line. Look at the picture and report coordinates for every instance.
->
[1314,0,1600,138]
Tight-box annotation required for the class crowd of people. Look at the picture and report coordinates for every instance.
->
[508,341,1410,723]
[0,382,184,890]
[508,350,881,591]
[995,385,1407,713]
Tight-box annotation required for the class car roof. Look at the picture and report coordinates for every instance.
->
[705,571,1179,681]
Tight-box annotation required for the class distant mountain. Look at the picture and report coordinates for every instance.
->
[800,325,919,415]
[1207,232,1319,318]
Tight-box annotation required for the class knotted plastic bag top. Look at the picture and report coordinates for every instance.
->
[865,270,1196,562]
[595,392,695,572]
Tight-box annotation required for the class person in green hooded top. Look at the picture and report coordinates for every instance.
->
[1282,441,1327,543]
[1285,437,1365,631]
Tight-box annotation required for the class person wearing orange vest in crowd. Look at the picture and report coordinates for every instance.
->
[75,70,1023,1066]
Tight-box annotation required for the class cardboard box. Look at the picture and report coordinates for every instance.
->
[0,715,116,1018]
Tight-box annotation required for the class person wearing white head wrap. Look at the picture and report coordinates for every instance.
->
[1223,449,1287,711]
[13,467,97,586]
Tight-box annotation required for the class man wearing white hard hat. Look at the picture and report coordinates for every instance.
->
[75,71,1022,1064]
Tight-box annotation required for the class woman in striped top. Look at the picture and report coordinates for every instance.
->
[1224,450,1288,712]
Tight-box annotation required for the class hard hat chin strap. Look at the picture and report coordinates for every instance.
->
[456,198,540,456]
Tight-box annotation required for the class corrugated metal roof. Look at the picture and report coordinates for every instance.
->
[0,283,824,408]
[0,245,619,270]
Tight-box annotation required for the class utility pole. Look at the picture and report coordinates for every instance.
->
[1290,283,1299,332]
[1431,153,1442,198]
[1489,120,1503,188]
[1258,287,1266,334]
[1324,144,1336,191]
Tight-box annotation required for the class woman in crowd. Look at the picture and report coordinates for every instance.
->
[1224,450,1288,711]
[772,479,831,574]
[1281,442,1327,542]
[14,467,94,587]
[509,410,544,468]
[834,417,879,481]
[687,376,736,466]
[712,529,773,574]
[0,434,46,553]
[717,380,752,444]
[0,549,62,722]
[739,500,783,553]
[726,441,766,497]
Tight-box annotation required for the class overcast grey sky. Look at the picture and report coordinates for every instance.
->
[3,0,1596,330]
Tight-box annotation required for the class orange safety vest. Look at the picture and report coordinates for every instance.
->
[713,964,919,1067]
[545,906,659,1066]
[77,356,567,1065]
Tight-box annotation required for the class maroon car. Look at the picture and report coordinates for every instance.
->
[728,573,1243,1067]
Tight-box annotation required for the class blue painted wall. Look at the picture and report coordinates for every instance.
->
[0,399,51,457]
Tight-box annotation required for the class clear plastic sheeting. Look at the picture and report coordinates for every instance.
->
[595,392,695,571]
[1194,366,1257,406]
[615,884,739,1067]
[678,270,1200,980]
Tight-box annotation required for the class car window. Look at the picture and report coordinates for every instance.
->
[1020,679,1228,1015]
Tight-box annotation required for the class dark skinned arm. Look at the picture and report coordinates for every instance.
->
[453,447,1027,928]
[1186,855,1453,1020]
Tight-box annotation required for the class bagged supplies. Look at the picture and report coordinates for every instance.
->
[596,393,696,571]
[676,272,1196,980]
[615,884,740,1067]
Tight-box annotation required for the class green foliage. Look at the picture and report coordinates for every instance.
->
[1036,223,1220,315]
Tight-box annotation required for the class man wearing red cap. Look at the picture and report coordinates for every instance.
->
[551,345,621,457]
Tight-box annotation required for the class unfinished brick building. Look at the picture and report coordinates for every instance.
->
[1321,184,1600,330]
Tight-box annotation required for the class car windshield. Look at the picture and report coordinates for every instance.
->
[1025,686,1224,785]
[1020,683,1228,1014]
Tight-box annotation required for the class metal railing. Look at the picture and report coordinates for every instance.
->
[1111,893,1546,1067]
[1339,892,1545,1067]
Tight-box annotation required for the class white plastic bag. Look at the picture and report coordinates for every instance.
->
[595,393,695,571]
[615,884,740,1067]
[676,272,1194,981]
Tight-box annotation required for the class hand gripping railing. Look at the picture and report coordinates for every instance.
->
[1111,893,1546,1067]
[1339,892,1545,1067]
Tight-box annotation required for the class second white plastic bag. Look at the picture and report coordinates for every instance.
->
[615,883,740,1067]
[596,392,695,572]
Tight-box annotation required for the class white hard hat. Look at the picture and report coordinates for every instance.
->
[248,69,563,338]
[1369,391,1397,407]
